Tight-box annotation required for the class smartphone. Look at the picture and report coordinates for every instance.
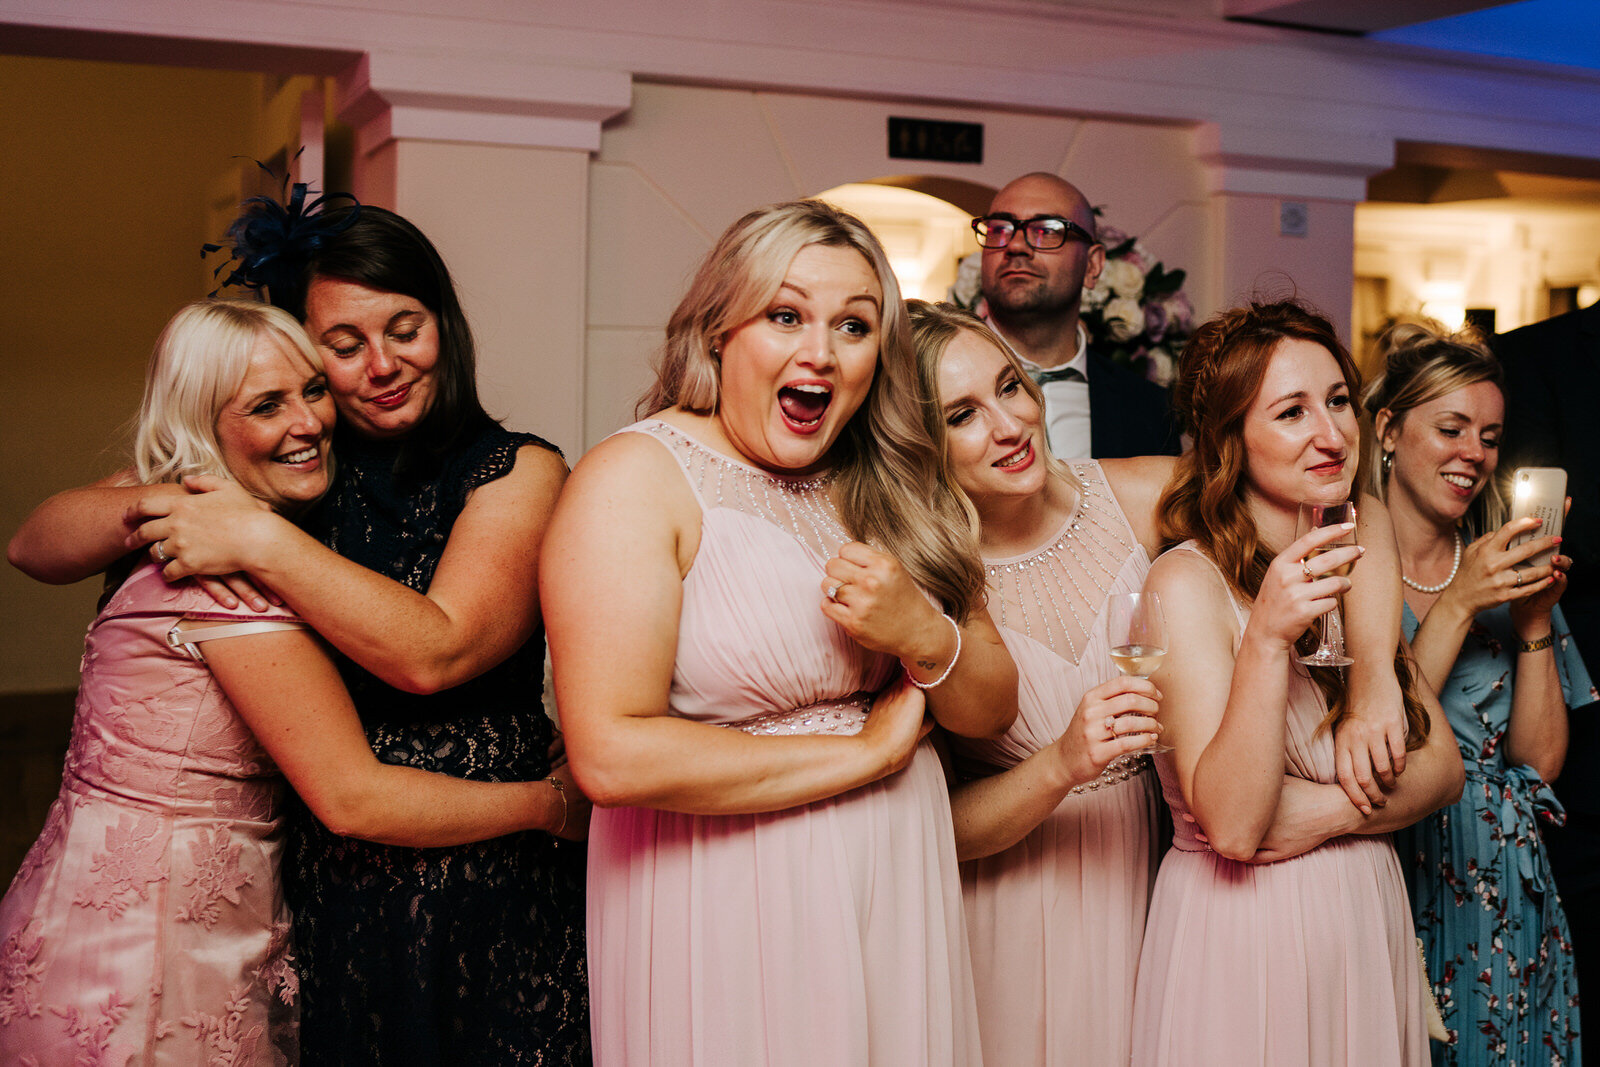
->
[1508,467,1566,569]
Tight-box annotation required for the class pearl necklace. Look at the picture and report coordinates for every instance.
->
[1401,530,1462,594]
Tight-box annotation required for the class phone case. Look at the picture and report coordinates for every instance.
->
[1509,467,1566,569]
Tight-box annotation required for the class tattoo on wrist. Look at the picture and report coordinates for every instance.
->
[917,659,938,670]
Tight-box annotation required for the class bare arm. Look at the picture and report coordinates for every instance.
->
[949,676,1160,861]
[1410,517,1567,782]
[544,432,930,815]
[1332,494,1408,811]
[1150,528,1363,861]
[821,542,1017,739]
[200,624,579,844]
[133,445,567,694]
[1502,553,1571,783]
[7,471,161,583]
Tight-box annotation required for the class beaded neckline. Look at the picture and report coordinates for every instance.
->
[982,464,1139,665]
[641,418,836,492]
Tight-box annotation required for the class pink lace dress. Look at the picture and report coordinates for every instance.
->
[951,461,1160,1066]
[0,563,300,1066]
[1130,544,1428,1066]
[585,421,982,1066]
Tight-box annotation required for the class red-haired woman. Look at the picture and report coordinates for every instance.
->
[1130,300,1465,1065]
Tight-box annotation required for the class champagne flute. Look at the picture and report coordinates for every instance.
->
[1296,501,1357,667]
[1104,591,1171,754]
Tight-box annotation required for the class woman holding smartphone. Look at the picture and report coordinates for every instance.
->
[1365,322,1590,1065]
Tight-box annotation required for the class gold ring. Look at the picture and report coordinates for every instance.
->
[153,540,171,565]
[1301,558,1315,581]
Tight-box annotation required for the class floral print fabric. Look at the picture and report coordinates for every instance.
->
[1397,602,1595,1066]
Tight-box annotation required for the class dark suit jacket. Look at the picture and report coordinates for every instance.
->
[1087,349,1182,459]
[1494,301,1600,885]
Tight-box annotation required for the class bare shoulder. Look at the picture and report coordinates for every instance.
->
[551,429,700,559]
[1100,455,1178,553]
[1148,545,1229,608]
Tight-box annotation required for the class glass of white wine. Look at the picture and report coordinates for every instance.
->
[1296,500,1357,667]
[1104,591,1171,754]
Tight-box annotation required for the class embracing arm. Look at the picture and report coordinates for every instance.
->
[1151,527,1363,861]
[202,624,578,844]
[1333,494,1409,811]
[948,676,1160,861]
[545,433,929,816]
[1246,666,1463,862]
[135,445,567,694]
[7,472,171,583]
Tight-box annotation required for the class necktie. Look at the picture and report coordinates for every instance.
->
[1030,365,1085,386]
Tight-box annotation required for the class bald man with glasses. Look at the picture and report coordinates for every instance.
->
[974,172,1181,459]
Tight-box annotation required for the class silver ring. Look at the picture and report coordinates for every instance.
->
[826,582,842,601]
[152,540,171,565]
[1514,570,1524,587]
[1301,558,1315,581]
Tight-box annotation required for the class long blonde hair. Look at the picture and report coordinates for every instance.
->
[1360,320,1507,538]
[135,299,324,487]
[640,201,985,620]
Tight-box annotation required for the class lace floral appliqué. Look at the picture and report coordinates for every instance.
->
[0,921,47,1025]
[181,986,264,1066]
[51,991,133,1067]
[177,827,254,929]
[260,922,298,1006]
[74,812,168,919]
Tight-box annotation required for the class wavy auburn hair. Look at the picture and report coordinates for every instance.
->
[638,201,984,620]
[1158,299,1429,748]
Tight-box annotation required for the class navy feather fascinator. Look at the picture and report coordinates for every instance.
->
[203,158,360,311]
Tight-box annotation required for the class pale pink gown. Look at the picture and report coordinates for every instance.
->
[0,562,299,1066]
[952,461,1160,1066]
[1131,544,1428,1066]
[585,421,982,1067]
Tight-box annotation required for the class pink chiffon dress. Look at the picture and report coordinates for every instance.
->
[1130,544,1428,1067]
[0,562,301,1066]
[951,461,1160,1066]
[585,420,982,1066]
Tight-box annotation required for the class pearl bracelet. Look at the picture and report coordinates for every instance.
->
[907,612,962,690]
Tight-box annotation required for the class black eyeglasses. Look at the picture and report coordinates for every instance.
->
[971,214,1095,251]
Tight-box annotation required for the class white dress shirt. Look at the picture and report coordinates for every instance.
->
[984,317,1092,460]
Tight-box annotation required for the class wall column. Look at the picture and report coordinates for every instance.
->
[1196,122,1393,341]
[336,54,631,454]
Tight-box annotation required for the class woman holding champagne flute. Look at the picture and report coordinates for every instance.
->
[1129,299,1464,1066]
[908,301,1419,1065]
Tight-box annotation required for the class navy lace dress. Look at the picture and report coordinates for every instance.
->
[284,422,590,1065]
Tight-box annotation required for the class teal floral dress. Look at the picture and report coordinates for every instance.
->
[1397,602,1595,1066]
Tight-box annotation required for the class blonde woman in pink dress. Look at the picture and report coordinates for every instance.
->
[542,202,1019,1066]
[1130,300,1465,1066]
[908,301,1420,1065]
[0,301,580,1066]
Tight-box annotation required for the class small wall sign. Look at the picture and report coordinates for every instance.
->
[888,117,983,164]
